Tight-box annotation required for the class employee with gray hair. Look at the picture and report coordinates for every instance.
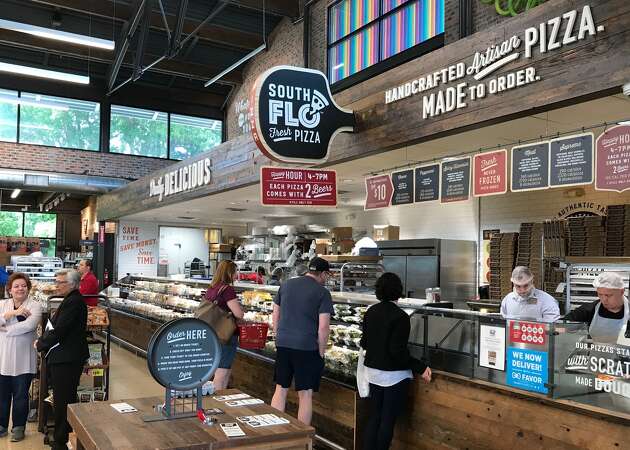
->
[35,269,88,450]
[500,266,560,322]
[564,272,629,344]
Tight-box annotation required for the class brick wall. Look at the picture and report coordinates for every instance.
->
[444,0,461,44]
[472,0,505,33]
[0,142,172,180]
[309,0,327,75]
[225,17,305,141]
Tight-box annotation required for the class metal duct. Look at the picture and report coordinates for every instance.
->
[0,168,127,194]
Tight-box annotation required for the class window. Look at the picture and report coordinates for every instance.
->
[0,211,23,237]
[0,89,17,142]
[110,105,168,158]
[24,213,56,238]
[19,93,100,150]
[328,0,445,84]
[39,238,57,257]
[170,114,222,160]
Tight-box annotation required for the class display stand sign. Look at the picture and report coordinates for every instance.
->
[117,221,158,280]
[391,169,414,206]
[414,164,440,202]
[365,175,393,210]
[595,124,630,193]
[260,167,337,207]
[549,133,594,187]
[441,157,471,203]
[145,318,221,421]
[506,320,550,394]
[473,149,507,197]
[479,322,506,371]
[250,66,355,164]
[511,142,549,191]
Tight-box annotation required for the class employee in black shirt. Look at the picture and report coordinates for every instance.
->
[564,272,629,344]
[360,272,431,450]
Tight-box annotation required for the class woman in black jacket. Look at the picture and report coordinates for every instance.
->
[360,273,431,450]
[36,269,88,450]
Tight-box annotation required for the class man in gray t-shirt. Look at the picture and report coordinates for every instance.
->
[270,257,333,425]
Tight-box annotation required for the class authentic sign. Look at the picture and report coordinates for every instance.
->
[549,133,594,187]
[149,158,211,202]
[414,164,440,202]
[511,142,549,191]
[595,125,630,193]
[365,175,393,210]
[391,169,414,206]
[250,66,355,164]
[147,318,221,391]
[260,167,337,207]
[441,158,471,203]
[383,5,605,120]
[473,149,507,197]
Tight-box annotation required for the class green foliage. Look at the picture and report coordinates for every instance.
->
[0,212,22,237]
[0,103,17,143]
[170,122,222,160]
[110,114,168,158]
[19,105,99,151]
[479,0,546,17]
[24,213,56,238]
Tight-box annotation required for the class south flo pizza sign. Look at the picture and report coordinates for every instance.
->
[384,5,605,119]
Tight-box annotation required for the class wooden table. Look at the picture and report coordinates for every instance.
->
[67,389,315,450]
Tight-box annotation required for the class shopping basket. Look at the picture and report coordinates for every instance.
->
[238,322,269,350]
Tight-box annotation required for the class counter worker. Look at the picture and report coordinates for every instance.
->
[563,272,629,344]
[77,260,99,307]
[500,266,560,323]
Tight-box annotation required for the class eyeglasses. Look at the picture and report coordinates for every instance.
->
[55,280,69,285]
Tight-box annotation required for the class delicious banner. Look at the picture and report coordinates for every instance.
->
[441,157,471,203]
[365,175,393,210]
[549,133,594,187]
[473,149,507,197]
[414,164,440,202]
[511,142,549,191]
[260,167,337,207]
[595,125,630,193]
[391,169,414,206]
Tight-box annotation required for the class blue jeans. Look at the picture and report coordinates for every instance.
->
[218,335,238,369]
[0,373,34,429]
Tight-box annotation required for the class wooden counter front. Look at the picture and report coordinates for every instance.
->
[67,389,314,450]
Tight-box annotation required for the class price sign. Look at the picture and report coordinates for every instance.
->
[260,167,337,206]
[595,125,630,193]
[365,175,393,210]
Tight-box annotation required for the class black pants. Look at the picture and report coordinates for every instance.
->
[363,379,410,450]
[49,362,83,450]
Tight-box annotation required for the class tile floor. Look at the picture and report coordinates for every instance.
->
[0,344,163,450]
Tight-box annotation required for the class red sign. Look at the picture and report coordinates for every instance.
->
[260,167,337,206]
[473,149,507,197]
[509,321,547,346]
[365,175,393,210]
[595,125,630,193]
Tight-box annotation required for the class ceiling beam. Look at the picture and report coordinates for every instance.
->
[108,0,145,91]
[228,0,300,18]
[0,28,243,84]
[28,0,263,50]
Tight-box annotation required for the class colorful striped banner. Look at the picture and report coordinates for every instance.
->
[382,0,410,13]
[329,24,379,84]
[329,0,379,43]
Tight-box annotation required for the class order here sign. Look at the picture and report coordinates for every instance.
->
[260,167,337,207]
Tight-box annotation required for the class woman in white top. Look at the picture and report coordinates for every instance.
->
[0,273,42,442]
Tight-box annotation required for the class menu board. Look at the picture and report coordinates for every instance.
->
[441,158,471,203]
[414,164,440,202]
[147,318,221,391]
[391,169,414,206]
[364,175,393,210]
[511,142,549,191]
[595,125,630,193]
[473,149,507,197]
[549,133,594,187]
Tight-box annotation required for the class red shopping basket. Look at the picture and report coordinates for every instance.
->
[238,322,269,350]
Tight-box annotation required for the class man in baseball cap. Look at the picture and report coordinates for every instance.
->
[271,256,333,425]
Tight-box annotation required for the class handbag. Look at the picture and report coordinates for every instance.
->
[195,285,237,344]
[356,347,370,398]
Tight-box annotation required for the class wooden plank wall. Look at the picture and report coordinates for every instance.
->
[109,310,161,351]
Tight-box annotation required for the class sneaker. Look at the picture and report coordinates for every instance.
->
[10,426,24,442]
[0,426,7,437]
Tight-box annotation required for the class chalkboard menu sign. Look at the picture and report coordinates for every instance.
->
[511,142,549,191]
[549,133,594,187]
[147,318,221,391]
[441,158,471,203]
[414,164,440,202]
[391,169,414,206]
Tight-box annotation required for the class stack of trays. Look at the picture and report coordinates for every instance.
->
[606,204,630,256]
[567,216,606,256]
[516,223,543,284]
[489,232,518,300]
[544,259,566,304]
[543,220,567,258]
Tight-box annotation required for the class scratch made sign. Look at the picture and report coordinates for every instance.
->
[149,158,211,202]
[250,66,355,164]
[384,5,604,119]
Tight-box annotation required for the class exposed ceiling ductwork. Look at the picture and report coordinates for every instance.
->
[0,168,128,194]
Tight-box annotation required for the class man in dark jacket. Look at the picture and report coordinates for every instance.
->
[36,269,88,450]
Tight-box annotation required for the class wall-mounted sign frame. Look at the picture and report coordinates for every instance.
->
[511,141,550,192]
[260,166,337,207]
[414,163,440,203]
[595,124,630,193]
[441,157,471,203]
[473,149,508,197]
[549,132,594,188]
